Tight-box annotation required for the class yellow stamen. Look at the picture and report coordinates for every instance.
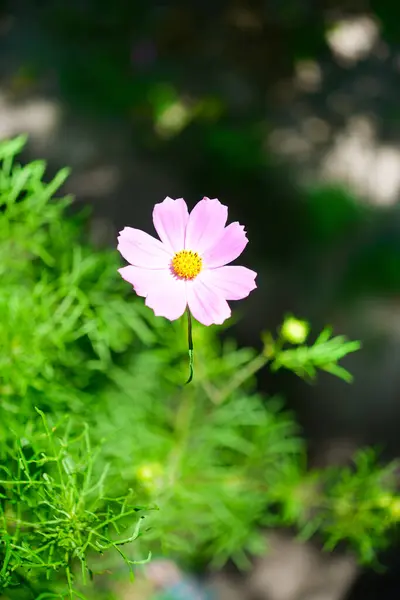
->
[172,250,202,280]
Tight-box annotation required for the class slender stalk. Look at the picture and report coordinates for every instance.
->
[185,307,194,384]
[165,388,195,493]
[214,353,268,404]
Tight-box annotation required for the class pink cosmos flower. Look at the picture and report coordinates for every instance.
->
[117,197,257,326]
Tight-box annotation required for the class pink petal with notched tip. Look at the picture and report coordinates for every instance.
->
[185,197,228,254]
[187,276,231,326]
[202,222,248,268]
[199,266,257,300]
[118,265,187,321]
[152,197,189,254]
[118,227,172,269]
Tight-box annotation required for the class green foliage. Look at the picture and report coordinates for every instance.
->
[266,448,400,566]
[0,410,149,597]
[0,137,399,598]
[317,450,400,563]
[101,383,302,569]
[267,321,361,383]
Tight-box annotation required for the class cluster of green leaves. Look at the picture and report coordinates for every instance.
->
[0,137,399,598]
[0,410,149,597]
[99,375,302,569]
[268,447,400,565]
[0,136,156,597]
[266,316,361,383]
[315,450,400,562]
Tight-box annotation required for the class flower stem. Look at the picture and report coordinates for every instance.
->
[185,307,194,384]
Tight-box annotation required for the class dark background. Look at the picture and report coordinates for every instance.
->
[1,1,400,597]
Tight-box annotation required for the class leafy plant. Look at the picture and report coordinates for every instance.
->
[0,410,150,597]
[269,319,361,383]
[0,136,399,599]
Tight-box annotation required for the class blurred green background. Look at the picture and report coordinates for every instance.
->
[2,1,400,599]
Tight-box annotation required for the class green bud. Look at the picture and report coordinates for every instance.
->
[281,316,310,345]
[136,462,164,493]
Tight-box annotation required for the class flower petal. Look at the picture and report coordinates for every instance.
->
[152,197,189,253]
[118,265,156,297]
[118,227,172,268]
[202,222,248,268]
[200,266,257,300]
[118,265,187,321]
[185,197,228,254]
[187,277,231,326]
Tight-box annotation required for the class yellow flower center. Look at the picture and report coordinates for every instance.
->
[171,250,202,280]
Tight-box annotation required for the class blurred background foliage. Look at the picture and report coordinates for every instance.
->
[2,0,400,599]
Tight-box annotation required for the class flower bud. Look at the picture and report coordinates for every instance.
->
[281,316,310,345]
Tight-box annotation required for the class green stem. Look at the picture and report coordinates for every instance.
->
[185,307,194,384]
[214,353,268,404]
[165,390,195,493]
